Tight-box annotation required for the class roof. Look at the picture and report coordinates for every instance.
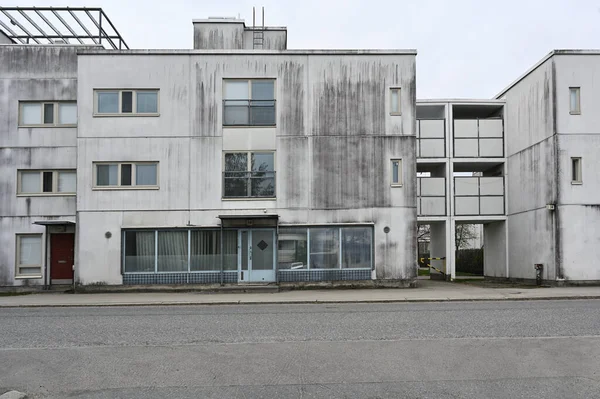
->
[494,49,600,99]
[417,99,505,104]
[76,48,417,56]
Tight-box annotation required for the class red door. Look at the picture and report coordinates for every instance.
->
[50,233,75,280]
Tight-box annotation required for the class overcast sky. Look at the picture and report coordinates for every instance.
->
[9,0,600,98]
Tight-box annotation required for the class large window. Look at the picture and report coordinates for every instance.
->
[19,101,77,126]
[16,234,43,277]
[278,226,373,270]
[123,229,238,273]
[94,162,158,188]
[17,170,76,195]
[223,79,275,126]
[223,152,275,198]
[95,90,159,115]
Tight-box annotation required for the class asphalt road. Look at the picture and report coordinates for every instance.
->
[1,300,599,398]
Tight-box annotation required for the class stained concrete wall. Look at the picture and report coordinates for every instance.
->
[193,21,287,50]
[0,46,81,286]
[75,50,417,284]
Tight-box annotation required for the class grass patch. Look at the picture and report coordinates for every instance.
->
[0,291,32,297]
[418,268,430,276]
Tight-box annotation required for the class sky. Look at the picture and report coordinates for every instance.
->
[6,0,600,98]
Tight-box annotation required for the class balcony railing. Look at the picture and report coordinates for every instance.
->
[417,177,446,216]
[454,176,504,216]
[417,119,445,158]
[223,99,276,126]
[223,171,276,198]
[453,119,504,158]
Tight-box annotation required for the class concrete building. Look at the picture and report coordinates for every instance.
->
[0,8,417,288]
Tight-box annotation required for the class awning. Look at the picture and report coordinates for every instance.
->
[217,214,279,228]
[33,221,76,226]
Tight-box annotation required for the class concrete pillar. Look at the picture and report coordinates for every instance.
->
[483,221,507,278]
[429,221,447,280]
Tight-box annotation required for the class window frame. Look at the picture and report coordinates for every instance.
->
[15,234,43,278]
[390,87,402,116]
[222,78,277,127]
[18,101,77,127]
[571,157,582,184]
[391,159,403,187]
[93,89,160,116]
[222,151,276,199]
[16,169,77,196]
[93,162,159,190]
[569,87,581,115]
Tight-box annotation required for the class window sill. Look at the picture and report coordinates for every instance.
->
[17,193,76,197]
[93,113,160,117]
[389,112,402,116]
[391,184,403,187]
[571,181,583,185]
[569,111,581,115]
[18,124,77,128]
[15,274,43,279]
[222,197,277,201]
[92,186,160,190]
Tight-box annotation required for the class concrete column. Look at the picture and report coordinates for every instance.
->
[483,221,507,278]
[429,221,447,280]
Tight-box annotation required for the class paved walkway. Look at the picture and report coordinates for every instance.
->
[2,280,600,307]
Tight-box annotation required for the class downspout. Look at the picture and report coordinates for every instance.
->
[43,226,49,290]
[551,58,563,281]
[220,223,224,285]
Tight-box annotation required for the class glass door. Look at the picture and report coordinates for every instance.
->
[237,229,276,283]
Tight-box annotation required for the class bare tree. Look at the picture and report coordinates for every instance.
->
[417,225,430,241]
[455,224,477,260]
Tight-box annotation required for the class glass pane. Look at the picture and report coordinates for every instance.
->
[224,173,249,197]
[21,171,40,193]
[121,164,132,186]
[570,89,579,112]
[42,171,53,193]
[252,153,274,172]
[251,80,274,100]
[251,173,275,197]
[190,230,220,271]
[57,171,76,193]
[157,231,188,272]
[225,153,247,171]
[222,230,238,270]
[137,91,158,113]
[224,80,249,100]
[124,231,155,272]
[278,228,308,269]
[121,91,133,113]
[309,228,340,269]
[136,164,157,186]
[43,103,54,124]
[21,103,42,125]
[392,161,400,184]
[391,89,399,113]
[97,92,119,113]
[252,230,274,271]
[19,236,42,266]
[96,164,118,186]
[342,228,372,269]
[58,103,77,125]
[250,104,275,125]
[224,105,249,125]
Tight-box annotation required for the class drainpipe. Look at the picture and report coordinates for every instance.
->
[43,226,49,290]
[220,224,224,286]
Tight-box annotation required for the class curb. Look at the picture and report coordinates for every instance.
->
[1,295,600,308]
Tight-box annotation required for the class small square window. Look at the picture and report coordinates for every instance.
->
[58,103,77,125]
[390,88,401,115]
[569,87,580,115]
[391,159,402,186]
[16,234,43,277]
[21,103,42,125]
[97,92,119,114]
[571,157,582,184]
[20,171,41,194]
[136,164,158,186]
[137,91,158,113]
[96,164,118,186]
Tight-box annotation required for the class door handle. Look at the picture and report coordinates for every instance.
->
[241,271,244,280]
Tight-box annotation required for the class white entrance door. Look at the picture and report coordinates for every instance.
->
[238,229,276,283]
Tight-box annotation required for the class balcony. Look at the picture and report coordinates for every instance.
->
[454,176,504,216]
[417,177,446,216]
[453,119,503,158]
[223,171,276,198]
[417,119,445,158]
[223,99,276,126]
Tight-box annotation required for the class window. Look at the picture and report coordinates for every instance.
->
[569,87,581,115]
[391,159,402,186]
[95,90,159,115]
[16,234,43,277]
[94,162,158,188]
[390,88,401,115]
[223,152,275,198]
[223,79,276,126]
[17,170,76,195]
[571,157,582,184]
[278,228,308,269]
[19,102,77,126]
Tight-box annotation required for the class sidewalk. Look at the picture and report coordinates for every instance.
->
[2,280,600,307]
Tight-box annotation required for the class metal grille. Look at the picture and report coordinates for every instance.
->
[123,272,238,285]
[278,269,372,282]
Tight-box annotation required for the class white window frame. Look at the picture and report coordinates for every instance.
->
[222,151,276,199]
[569,87,581,115]
[391,159,403,187]
[571,157,582,184]
[18,101,77,127]
[93,89,160,116]
[16,169,77,196]
[15,234,43,278]
[222,78,277,127]
[390,87,402,115]
[93,162,159,189]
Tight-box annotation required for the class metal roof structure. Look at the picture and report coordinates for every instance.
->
[0,7,128,49]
